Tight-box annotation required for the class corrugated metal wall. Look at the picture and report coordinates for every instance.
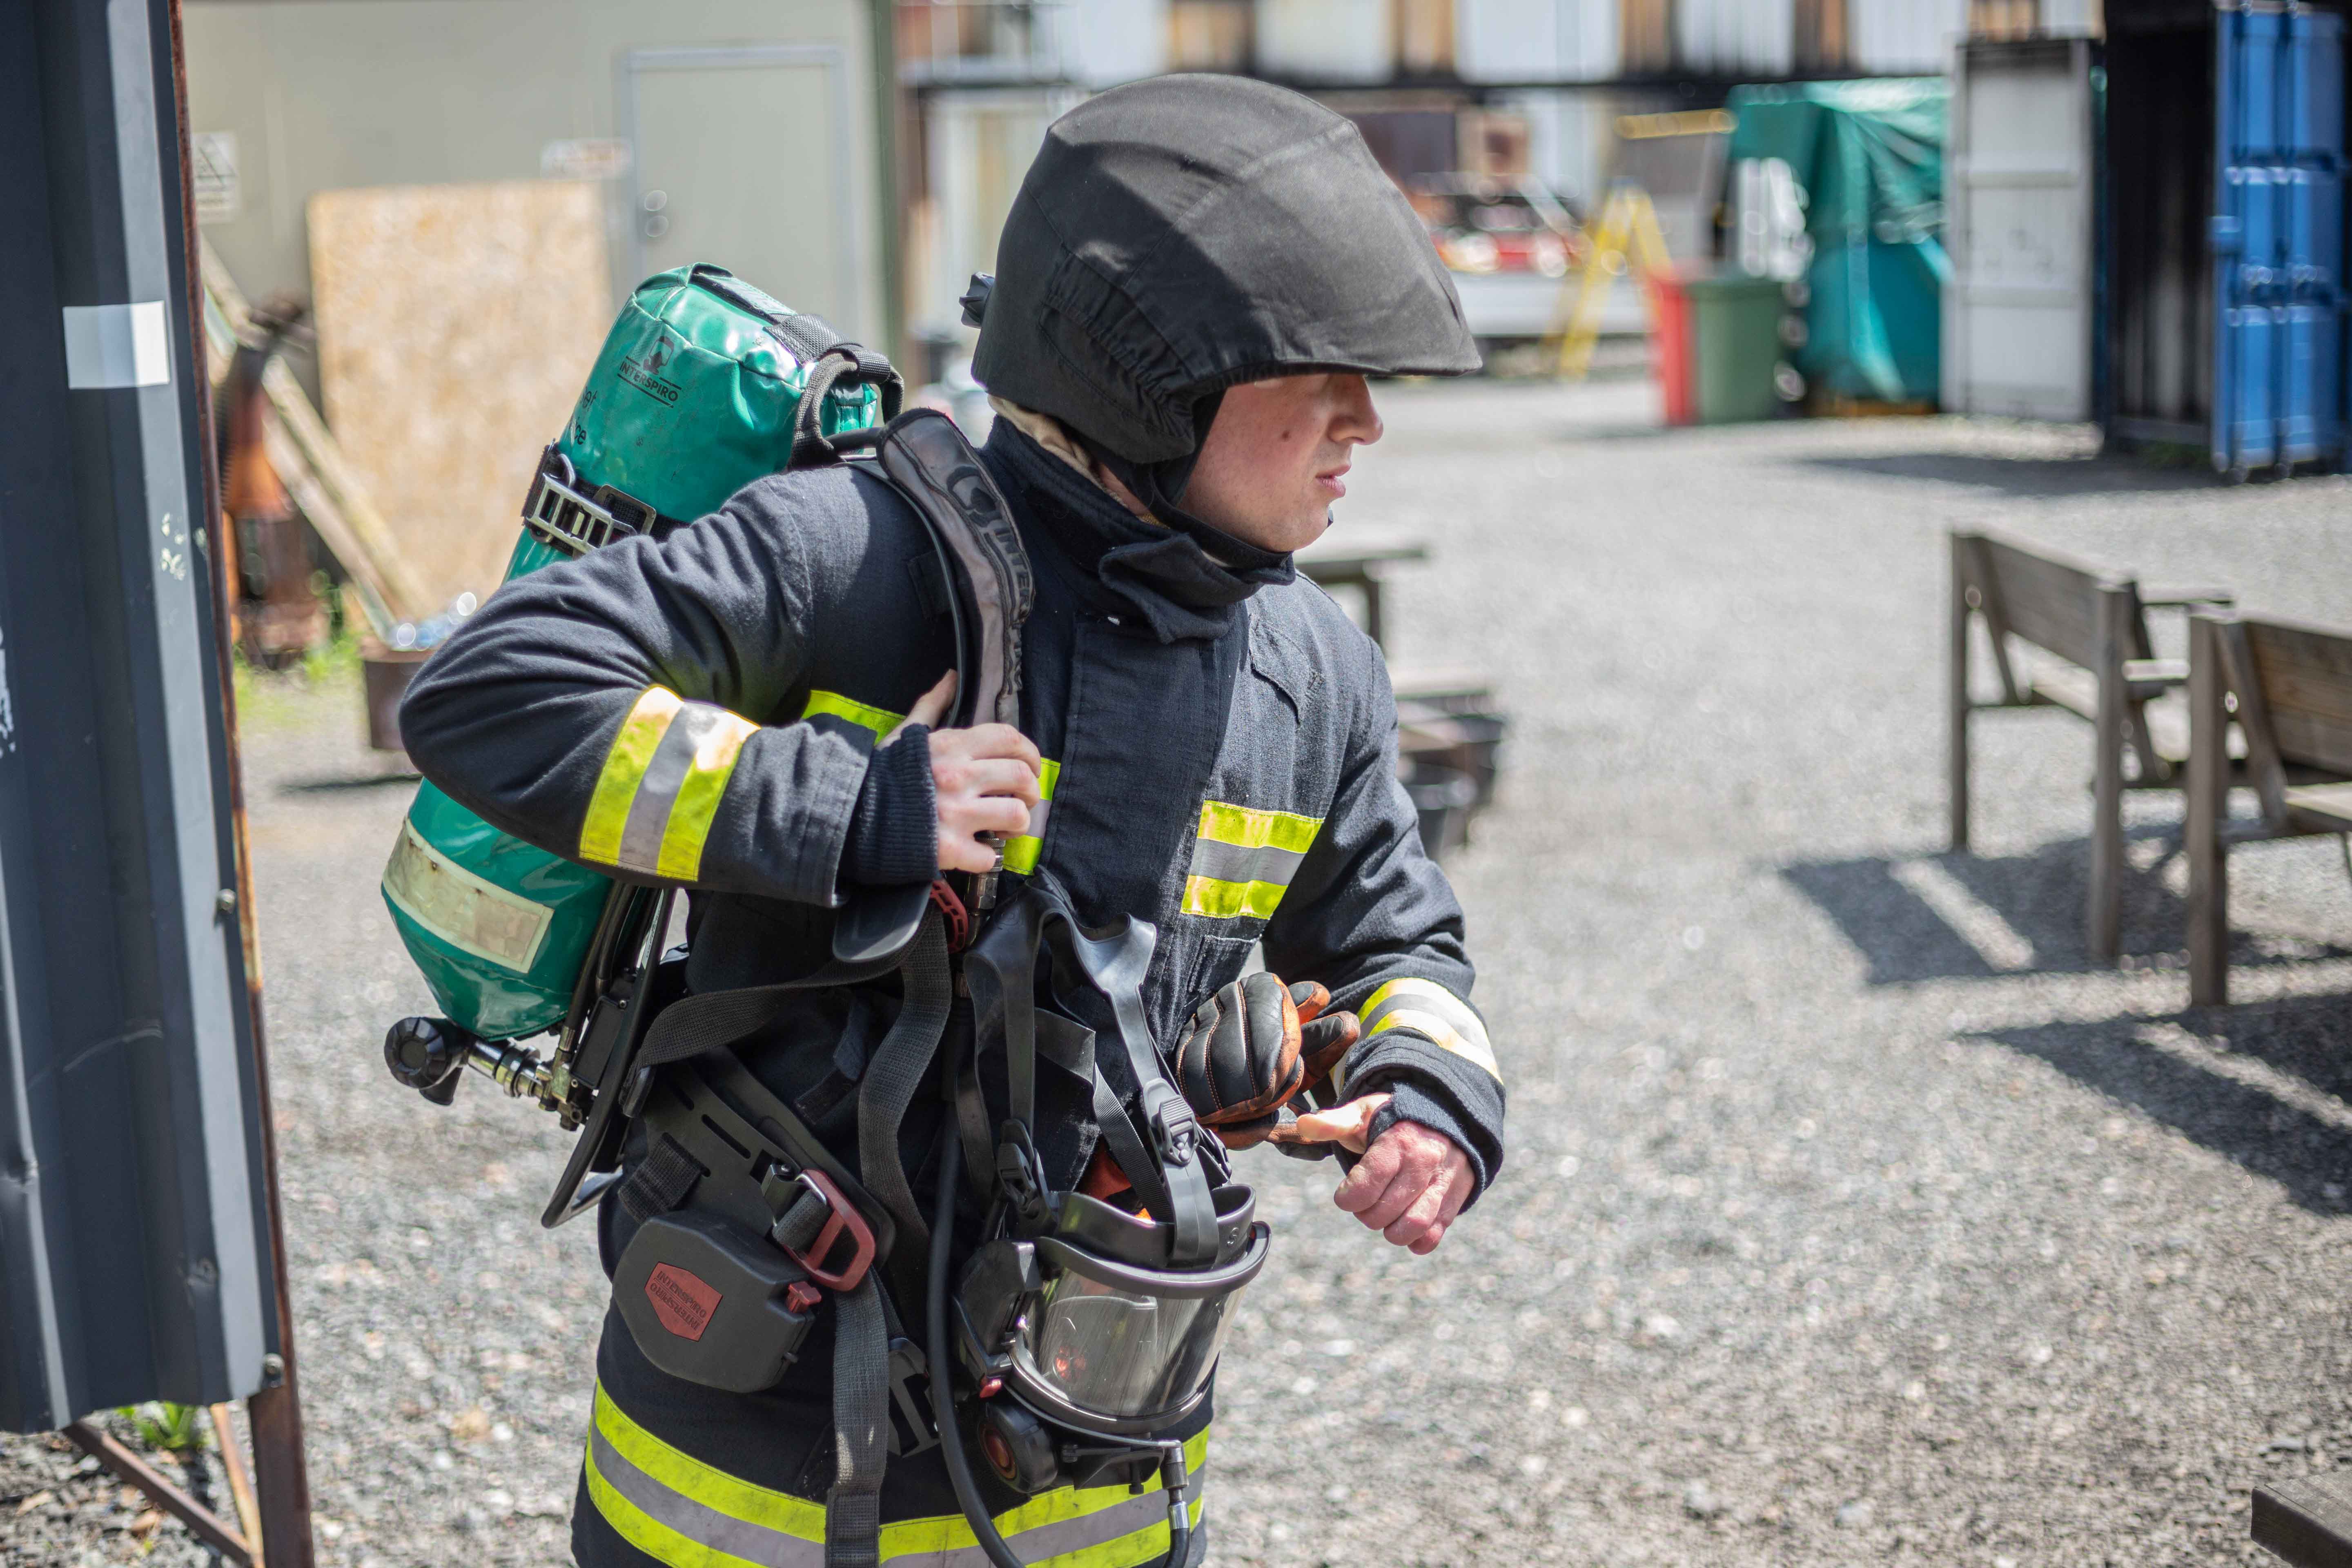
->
[1458,0,1621,81]
[1851,0,1969,74]
[1676,0,1797,78]
[184,0,879,333]
[1257,0,1395,80]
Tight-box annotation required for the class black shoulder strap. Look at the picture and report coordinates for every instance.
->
[870,410,1032,732]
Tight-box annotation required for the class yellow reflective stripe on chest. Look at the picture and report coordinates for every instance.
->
[799,691,1062,877]
[1181,800,1322,920]
[1355,977,1501,1083]
[585,1381,1207,1567]
[579,687,759,882]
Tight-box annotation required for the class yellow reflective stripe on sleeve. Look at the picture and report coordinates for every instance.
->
[1182,799,1323,920]
[577,687,759,883]
[1357,977,1501,1083]
[580,687,683,866]
[1003,757,1060,875]
[585,1382,1205,1568]
[801,689,905,742]
[655,709,760,881]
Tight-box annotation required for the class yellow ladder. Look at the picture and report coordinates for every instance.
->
[1547,180,1673,380]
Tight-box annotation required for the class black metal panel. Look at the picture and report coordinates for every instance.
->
[0,0,276,1430]
[2105,14,2216,439]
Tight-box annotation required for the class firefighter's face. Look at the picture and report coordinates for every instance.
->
[1183,373,1383,553]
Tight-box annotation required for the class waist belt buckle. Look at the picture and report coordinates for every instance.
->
[773,1168,878,1292]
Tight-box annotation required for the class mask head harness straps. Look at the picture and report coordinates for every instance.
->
[964,883,1220,1267]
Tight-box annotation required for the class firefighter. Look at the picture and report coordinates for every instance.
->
[399,72,1506,1568]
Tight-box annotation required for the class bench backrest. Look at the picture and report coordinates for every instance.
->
[1969,531,2114,670]
[2244,616,2352,775]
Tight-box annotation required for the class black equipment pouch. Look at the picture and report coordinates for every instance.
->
[613,1209,821,1394]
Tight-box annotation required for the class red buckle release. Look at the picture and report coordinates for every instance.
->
[930,878,972,951]
[780,1169,878,1292]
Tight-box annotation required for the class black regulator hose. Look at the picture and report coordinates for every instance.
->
[928,1132,1028,1568]
[925,1133,1194,1568]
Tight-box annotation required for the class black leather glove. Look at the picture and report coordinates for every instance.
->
[1172,975,1360,1150]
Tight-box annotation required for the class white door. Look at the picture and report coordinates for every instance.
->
[1942,37,2096,420]
[623,45,865,337]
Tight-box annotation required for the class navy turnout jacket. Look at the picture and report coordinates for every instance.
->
[399,419,1505,1200]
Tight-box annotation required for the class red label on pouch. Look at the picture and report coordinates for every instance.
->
[645,1263,721,1341]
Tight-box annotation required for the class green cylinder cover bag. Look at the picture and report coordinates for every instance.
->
[380,265,902,1042]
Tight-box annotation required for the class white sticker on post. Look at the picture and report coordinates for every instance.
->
[62,302,171,390]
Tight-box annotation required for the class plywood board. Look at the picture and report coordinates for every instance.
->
[307,180,608,616]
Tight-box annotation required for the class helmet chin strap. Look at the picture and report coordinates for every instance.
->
[1069,390,1292,571]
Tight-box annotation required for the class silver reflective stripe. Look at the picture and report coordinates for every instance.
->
[1185,837,1306,889]
[1353,978,1500,1085]
[616,702,740,875]
[590,1422,825,1568]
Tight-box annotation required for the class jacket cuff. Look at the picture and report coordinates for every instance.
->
[1348,1030,1506,1208]
[841,727,938,887]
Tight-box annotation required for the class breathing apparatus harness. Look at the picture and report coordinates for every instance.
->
[933,882,1269,1567]
[388,404,1261,1567]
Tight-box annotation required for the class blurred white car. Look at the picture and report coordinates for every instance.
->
[1412,176,1648,350]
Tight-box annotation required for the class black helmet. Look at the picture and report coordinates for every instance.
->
[971,74,1479,490]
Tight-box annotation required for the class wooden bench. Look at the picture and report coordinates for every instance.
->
[1949,527,2233,960]
[2186,610,2352,1006]
[2255,1474,2352,1568]
[1298,533,1430,651]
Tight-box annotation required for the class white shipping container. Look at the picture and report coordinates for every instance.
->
[1457,0,1620,82]
[1255,0,1393,82]
[1850,0,1967,75]
[1941,37,2097,420]
[1071,0,1170,85]
[1675,0,1794,78]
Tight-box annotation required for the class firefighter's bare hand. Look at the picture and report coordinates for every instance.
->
[886,673,1043,875]
[1291,1094,1472,1256]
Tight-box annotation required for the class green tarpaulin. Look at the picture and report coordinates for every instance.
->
[1726,78,1950,404]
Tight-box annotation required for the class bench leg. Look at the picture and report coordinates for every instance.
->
[1949,537,1971,853]
[2187,615,2230,1006]
[2089,589,2129,962]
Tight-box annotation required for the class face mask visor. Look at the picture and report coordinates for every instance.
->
[1007,1223,1270,1434]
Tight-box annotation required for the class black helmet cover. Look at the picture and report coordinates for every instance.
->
[972,74,1480,482]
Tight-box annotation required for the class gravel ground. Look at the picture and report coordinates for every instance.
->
[11,379,2352,1567]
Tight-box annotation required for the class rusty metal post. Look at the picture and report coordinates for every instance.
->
[162,2,316,1561]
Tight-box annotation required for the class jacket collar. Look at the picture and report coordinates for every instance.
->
[980,417,1292,644]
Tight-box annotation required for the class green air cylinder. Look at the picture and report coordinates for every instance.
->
[380,265,888,1041]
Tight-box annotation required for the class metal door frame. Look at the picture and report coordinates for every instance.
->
[616,44,864,337]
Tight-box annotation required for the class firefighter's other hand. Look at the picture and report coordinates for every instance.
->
[1294,1094,1472,1255]
[890,673,1044,874]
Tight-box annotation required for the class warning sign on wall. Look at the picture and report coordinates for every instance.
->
[193,132,238,225]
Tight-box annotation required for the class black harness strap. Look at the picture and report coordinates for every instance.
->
[825,1275,890,1568]
[792,344,906,468]
[858,911,953,1311]
[617,1133,703,1227]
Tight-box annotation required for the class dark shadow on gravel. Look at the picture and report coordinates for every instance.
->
[1782,834,2352,982]
[1976,997,2352,1214]
[1781,858,1999,983]
[1797,451,2215,499]
[280,771,421,794]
